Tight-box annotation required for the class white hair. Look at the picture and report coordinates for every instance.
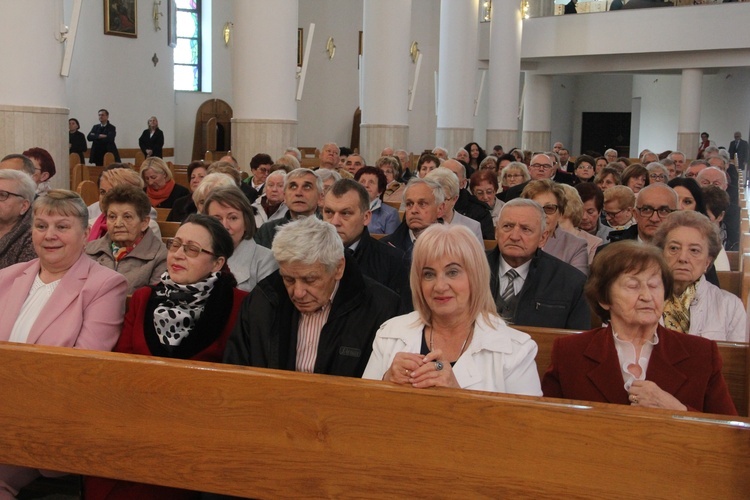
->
[272,216,344,273]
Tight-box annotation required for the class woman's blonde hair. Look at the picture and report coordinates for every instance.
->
[139,157,172,181]
[410,224,496,327]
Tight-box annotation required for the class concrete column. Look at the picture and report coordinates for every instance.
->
[486,0,522,153]
[360,0,412,165]
[231,0,298,170]
[521,73,552,152]
[0,0,69,188]
[436,0,479,156]
[677,68,702,159]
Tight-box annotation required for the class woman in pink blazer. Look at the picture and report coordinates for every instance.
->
[0,190,128,498]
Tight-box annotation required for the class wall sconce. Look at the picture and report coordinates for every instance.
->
[153,1,163,31]
[522,0,529,20]
[410,41,420,64]
[481,0,492,22]
[326,37,336,60]
[223,22,232,46]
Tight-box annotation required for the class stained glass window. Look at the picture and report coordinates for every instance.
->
[174,0,201,91]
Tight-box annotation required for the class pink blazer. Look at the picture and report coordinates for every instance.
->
[0,252,128,351]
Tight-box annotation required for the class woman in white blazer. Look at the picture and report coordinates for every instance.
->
[362,224,542,395]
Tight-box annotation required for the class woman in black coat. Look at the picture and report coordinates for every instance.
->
[138,116,164,158]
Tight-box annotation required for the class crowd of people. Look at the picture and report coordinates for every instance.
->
[0,133,748,498]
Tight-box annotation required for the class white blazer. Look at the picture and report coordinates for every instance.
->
[363,311,542,396]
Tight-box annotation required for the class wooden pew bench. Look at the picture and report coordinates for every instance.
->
[0,343,748,499]
[516,325,750,417]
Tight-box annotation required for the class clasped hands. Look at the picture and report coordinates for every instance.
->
[384,349,460,389]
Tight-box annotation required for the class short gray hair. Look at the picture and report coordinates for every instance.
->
[500,162,531,184]
[605,148,618,157]
[192,172,237,209]
[498,197,547,234]
[316,168,341,185]
[33,189,88,230]
[1,154,35,177]
[284,147,302,161]
[285,168,323,193]
[0,169,36,203]
[272,216,344,273]
[646,162,669,180]
[267,170,287,183]
[403,177,445,205]
[425,167,459,199]
[668,151,685,161]
[653,210,722,260]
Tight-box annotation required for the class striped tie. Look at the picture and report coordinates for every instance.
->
[500,269,519,304]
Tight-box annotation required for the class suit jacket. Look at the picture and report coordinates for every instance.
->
[728,138,748,168]
[87,121,120,165]
[0,253,128,350]
[381,221,414,261]
[542,325,737,416]
[455,189,495,240]
[138,128,164,158]
[487,248,590,330]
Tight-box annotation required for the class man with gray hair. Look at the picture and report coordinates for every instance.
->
[224,216,400,377]
[254,168,322,248]
[425,167,482,242]
[0,154,36,179]
[668,151,686,177]
[0,169,37,268]
[431,146,448,160]
[442,159,495,240]
[382,177,445,259]
[705,152,739,207]
[728,131,748,171]
[284,147,302,162]
[698,167,739,251]
[487,198,589,329]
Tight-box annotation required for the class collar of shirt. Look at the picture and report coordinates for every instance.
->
[612,329,659,391]
[369,198,382,211]
[498,258,532,295]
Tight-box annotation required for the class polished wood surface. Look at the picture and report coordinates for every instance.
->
[0,342,748,498]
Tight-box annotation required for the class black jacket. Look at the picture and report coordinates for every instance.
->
[138,128,164,158]
[487,248,590,330]
[223,255,400,377]
[151,183,190,209]
[381,221,414,261]
[503,172,577,202]
[351,228,408,296]
[455,189,495,240]
[87,122,120,165]
[167,195,197,223]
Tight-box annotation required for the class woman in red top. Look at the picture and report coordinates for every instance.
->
[85,214,248,499]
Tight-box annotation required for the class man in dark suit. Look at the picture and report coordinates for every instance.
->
[322,179,409,299]
[559,148,574,173]
[87,109,120,166]
[382,178,445,261]
[728,132,748,171]
[487,198,589,330]
[503,153,576,202]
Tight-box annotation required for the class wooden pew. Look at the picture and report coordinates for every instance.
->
[717,270,742,299]
[515,325,750,418]
[157,221,180,238]
[727,250,740,271]
[75,180,98,206]
[154,208,172,222]
[0,343,748,499]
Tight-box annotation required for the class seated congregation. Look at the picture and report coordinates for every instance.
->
[0,142,747,499]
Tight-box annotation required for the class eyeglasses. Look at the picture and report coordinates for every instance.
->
[256,167,270,174]
[505,174,523,179]
[0,190,24,202]
[603,208,627,219]
[636,206,675,219]
[576,164,594,171]
[166,238,216,258]
[648,173,666,181]
[541,204,560,215]
[529,163,554,171]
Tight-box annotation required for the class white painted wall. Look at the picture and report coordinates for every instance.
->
[64,0,175,159]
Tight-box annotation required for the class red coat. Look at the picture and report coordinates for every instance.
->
[542,325,737,416]
[85,278,248,500]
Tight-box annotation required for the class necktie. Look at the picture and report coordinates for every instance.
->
[500,269,519,304]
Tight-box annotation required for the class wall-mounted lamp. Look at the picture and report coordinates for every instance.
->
[153,1,163,31]
[481,0,492,22]
[410,41,420,64]
[223,22,232,46]
[326,37,336,60]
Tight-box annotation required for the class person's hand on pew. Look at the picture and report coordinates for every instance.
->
[628,380,688,411]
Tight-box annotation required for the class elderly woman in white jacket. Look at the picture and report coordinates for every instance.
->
[362,224,542,395]
[654,210,747,342]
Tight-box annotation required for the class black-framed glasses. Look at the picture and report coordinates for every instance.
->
[541,204,560,215]
[0,190,24,202]
[648,173,666,181]
[529,163,554,171]
[166,238,215,258]
[636,206,674,219]
[603,208,627,219]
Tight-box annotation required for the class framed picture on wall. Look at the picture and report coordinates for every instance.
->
[297,28,303,67]
[104,0,137,38]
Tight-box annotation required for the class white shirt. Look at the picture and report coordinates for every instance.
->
[612,330,658,391]
[498,258,532,296]
[9,275,60,344]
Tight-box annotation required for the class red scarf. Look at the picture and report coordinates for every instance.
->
[147,179,176,207]
[88,213,108,242]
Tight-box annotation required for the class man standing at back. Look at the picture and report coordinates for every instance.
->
[728,132,748,171]
[87,109,120,165]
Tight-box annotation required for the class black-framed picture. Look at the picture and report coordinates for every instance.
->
[104,0,137,38]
